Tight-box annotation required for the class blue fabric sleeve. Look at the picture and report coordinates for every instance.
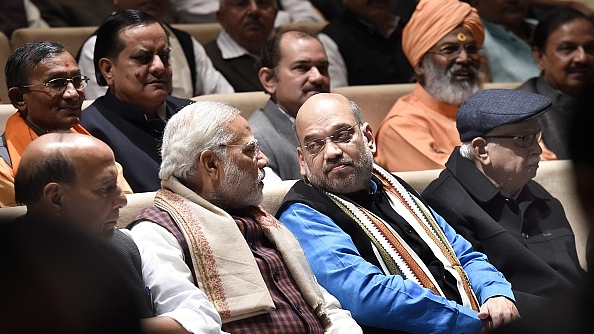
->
[279,203,513,333]
[429,208,515,304]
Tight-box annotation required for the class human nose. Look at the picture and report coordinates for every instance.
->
[62,81,81,99]
[322,139,343,159]
[113,186,128,209]
[246,0,259,12]
[151,54,166,72]
[308,66,324,82]
[256,150,268,168]
[455,47,471,63]
[574,46,587,63]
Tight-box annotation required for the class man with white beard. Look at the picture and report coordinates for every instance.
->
[422,89,585,315]
[374,0,485,172]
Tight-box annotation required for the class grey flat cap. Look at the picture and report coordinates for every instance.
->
[456,89,552,142]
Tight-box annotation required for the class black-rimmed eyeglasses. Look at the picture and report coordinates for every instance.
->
[483,131,542,148]
[20,75,89,95]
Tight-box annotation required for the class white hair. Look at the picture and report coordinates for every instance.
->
[459,142,473,160]
[159,101,241,181]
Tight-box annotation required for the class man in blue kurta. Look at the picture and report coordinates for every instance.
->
[277,93,520,334]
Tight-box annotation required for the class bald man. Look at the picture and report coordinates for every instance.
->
[277,93,520,334]
[10,133,225,334]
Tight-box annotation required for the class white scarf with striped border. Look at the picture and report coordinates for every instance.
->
[317,164,479,311]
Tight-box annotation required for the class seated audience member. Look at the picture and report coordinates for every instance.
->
[422,89,585,315]
[78,0,234,99]
[248,30,329,180]
[81,10,193,192]
[317,0,413,88]
[517,7,594,159]
[169,0,324,27]
[204,0,277,92]
[468,0,541,82]
[374,0,487,172]
[2,132,225,333]
[278,93,520,333]
[30,0,114,27]
[493,88,594,334]
[0,0,48,37]
[128,101,362,333]
[0,41,130,207]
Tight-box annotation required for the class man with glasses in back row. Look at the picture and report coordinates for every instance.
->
[422,89,586,316]
[0,41,130,207]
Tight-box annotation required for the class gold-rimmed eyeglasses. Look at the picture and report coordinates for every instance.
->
[20,75,89,95]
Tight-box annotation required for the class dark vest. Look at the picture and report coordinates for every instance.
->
[321,9,413,85]
[204,40,263,92]
[103,229,155,319]
[278,178,464,334]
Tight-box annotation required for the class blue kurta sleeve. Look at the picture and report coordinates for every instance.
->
[279,203,488,333]
[430,208,515,304]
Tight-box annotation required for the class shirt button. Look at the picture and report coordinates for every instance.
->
[273,272,281,282]
[522,233,529,239]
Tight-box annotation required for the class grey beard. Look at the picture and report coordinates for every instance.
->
[422,58,484,106]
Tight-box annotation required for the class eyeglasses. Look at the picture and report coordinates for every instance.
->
[302,123,359,156]
[220,139,261,162]
[483,131,542,148]
[427,43,480,58]
[21,75,89,95]
[227,0,275,10]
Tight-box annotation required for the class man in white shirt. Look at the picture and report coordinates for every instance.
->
[77,0,234,99]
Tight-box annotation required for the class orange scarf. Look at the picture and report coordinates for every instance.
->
[5,112,90,173]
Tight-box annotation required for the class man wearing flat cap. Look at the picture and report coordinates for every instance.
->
[422,89,586,315]
[374,0,485,172]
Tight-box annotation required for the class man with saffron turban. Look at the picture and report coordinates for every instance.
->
[374,0,486,172]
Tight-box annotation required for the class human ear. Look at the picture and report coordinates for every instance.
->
[360,122,376,154]
[98,58,115,86]
[44,183,66,214]
[199,150,223,181]
[258,67,277,95]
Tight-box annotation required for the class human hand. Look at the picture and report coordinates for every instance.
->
[477,296,520,333]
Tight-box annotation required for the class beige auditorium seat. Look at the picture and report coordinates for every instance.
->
[192,91,269,119]
[0,32,11,103]
[277,21,328,34]
[10,26,97,55]
[171,23,222,46]
[0,104,16,130]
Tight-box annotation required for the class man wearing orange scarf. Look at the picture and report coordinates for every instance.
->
[375,0,556,172]
[0,41,130,207]
[374,0,487,172]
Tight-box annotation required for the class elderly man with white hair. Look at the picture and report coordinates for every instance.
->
[127,100,361,333]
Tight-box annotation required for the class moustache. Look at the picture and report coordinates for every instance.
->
[302,83,329,94]
[323,156,354,174]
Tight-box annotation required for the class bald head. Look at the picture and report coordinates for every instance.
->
[295,93,375,194]
[15,133,126,242]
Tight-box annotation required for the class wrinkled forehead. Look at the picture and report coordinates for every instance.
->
[296,95,357,138]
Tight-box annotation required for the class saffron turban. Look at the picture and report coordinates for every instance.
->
[402,0,484,67]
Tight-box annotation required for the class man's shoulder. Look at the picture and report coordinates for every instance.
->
[516,77,539,93]
[165,95,193,112]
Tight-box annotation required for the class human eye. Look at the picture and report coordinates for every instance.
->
[46,78,67,89]
[305,139,323,152]
[465,44,479,55]
[159,49,171,64]
[439,44,459,55]
[334,129,354,143]
[133,52,153,64]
